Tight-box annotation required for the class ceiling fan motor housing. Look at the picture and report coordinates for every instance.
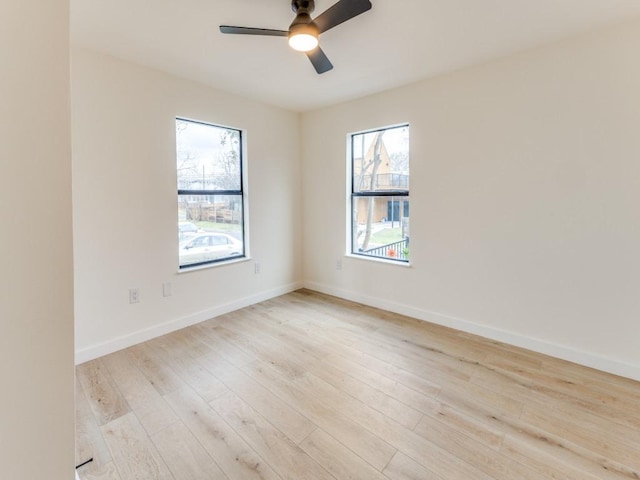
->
[291,0,315,15]
[290,0,317,31]
[289,0,318,37]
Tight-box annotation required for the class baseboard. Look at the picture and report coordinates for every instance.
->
[303,280,640,382]
[75,281,303,365]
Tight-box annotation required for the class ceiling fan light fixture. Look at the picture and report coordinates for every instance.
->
[288,21,319,52]
[288,32,318,52]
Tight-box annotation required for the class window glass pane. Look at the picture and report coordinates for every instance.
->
[350,124,409,263]
[176,117,245,269]
[352,197,410,262]
[352,125,409,194]
[178,194,244,267]
[176,119,241,191]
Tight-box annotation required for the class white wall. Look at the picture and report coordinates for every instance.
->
[73,19,640,381]
[301,19,640,381]
[72,49,302,362]
[0,1,75,478]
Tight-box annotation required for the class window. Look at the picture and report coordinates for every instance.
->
[176,118,245,268]
[350,124,409,262]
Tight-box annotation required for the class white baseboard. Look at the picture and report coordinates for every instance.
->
[303,280,640,382]
[75,282,303,365]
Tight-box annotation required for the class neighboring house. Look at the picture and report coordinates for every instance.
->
[352,133,409,226]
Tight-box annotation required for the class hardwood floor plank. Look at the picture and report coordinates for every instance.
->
[520,405,640,474]
[75,375,113,469]
[484,353,640,429]
[240,359,397,471]
[321,352,440,414]
[280,292,381,333]
[164,387,282,480]
[427,381,523,447]
[192,322,256,367]
[158,328,217,360]
[374,319,491,366]
[413,414,545,480]
[76,461,122,480]
[198,353,317,445]
[526,395,640,450]
[382,452,445,480]
[227,307,334,361]
[146,332,229,403]
[500,435,610,480]
[126,343,186,396]
[263,296,375,346]
[241,302,429,419]
[478,408,637,479]
[244,352,493,479]
[77,359,130,426]
[308,360,423,430]
[210,325,312,379]
[471,363,640,432]
[151,422,228,480]
[210,390,335,480]
[286,368,495,480]
[436,376,524,419]
[421,400,505,450]
[101,350,178,435]
[218,314,424,430]
[327,347,442,399]
[299,428,388,480]
[100,412,173,480]
[355,331,474,383]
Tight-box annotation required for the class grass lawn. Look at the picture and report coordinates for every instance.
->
[369,226,403,245]
[196,221,241,233]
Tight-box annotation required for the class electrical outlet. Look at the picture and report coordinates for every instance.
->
[163,282,172,297]
[129,288,140,304]
[336,259,342,270]
[254,262,261,274]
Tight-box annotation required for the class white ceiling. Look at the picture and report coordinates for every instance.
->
[71,0,640,112]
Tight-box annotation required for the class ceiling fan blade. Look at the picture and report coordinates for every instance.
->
[219,25,288,37]
[313,0,372,34]
[306,46,333,74]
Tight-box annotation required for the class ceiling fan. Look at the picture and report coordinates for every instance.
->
[220,0,373,74]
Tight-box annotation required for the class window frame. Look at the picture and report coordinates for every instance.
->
[176,117,246,270]
[349,123,410,264]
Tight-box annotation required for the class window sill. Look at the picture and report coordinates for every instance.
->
[178,255,250,274]
[346,253,412,267]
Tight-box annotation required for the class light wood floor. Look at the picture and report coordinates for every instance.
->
[76,289,640,480]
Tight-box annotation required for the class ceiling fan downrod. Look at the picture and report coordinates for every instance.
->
[291,0,315,15]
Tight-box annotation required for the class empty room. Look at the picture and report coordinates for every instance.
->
[2,1,640,479]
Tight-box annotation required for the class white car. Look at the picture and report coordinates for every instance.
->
[179,233,243,266]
